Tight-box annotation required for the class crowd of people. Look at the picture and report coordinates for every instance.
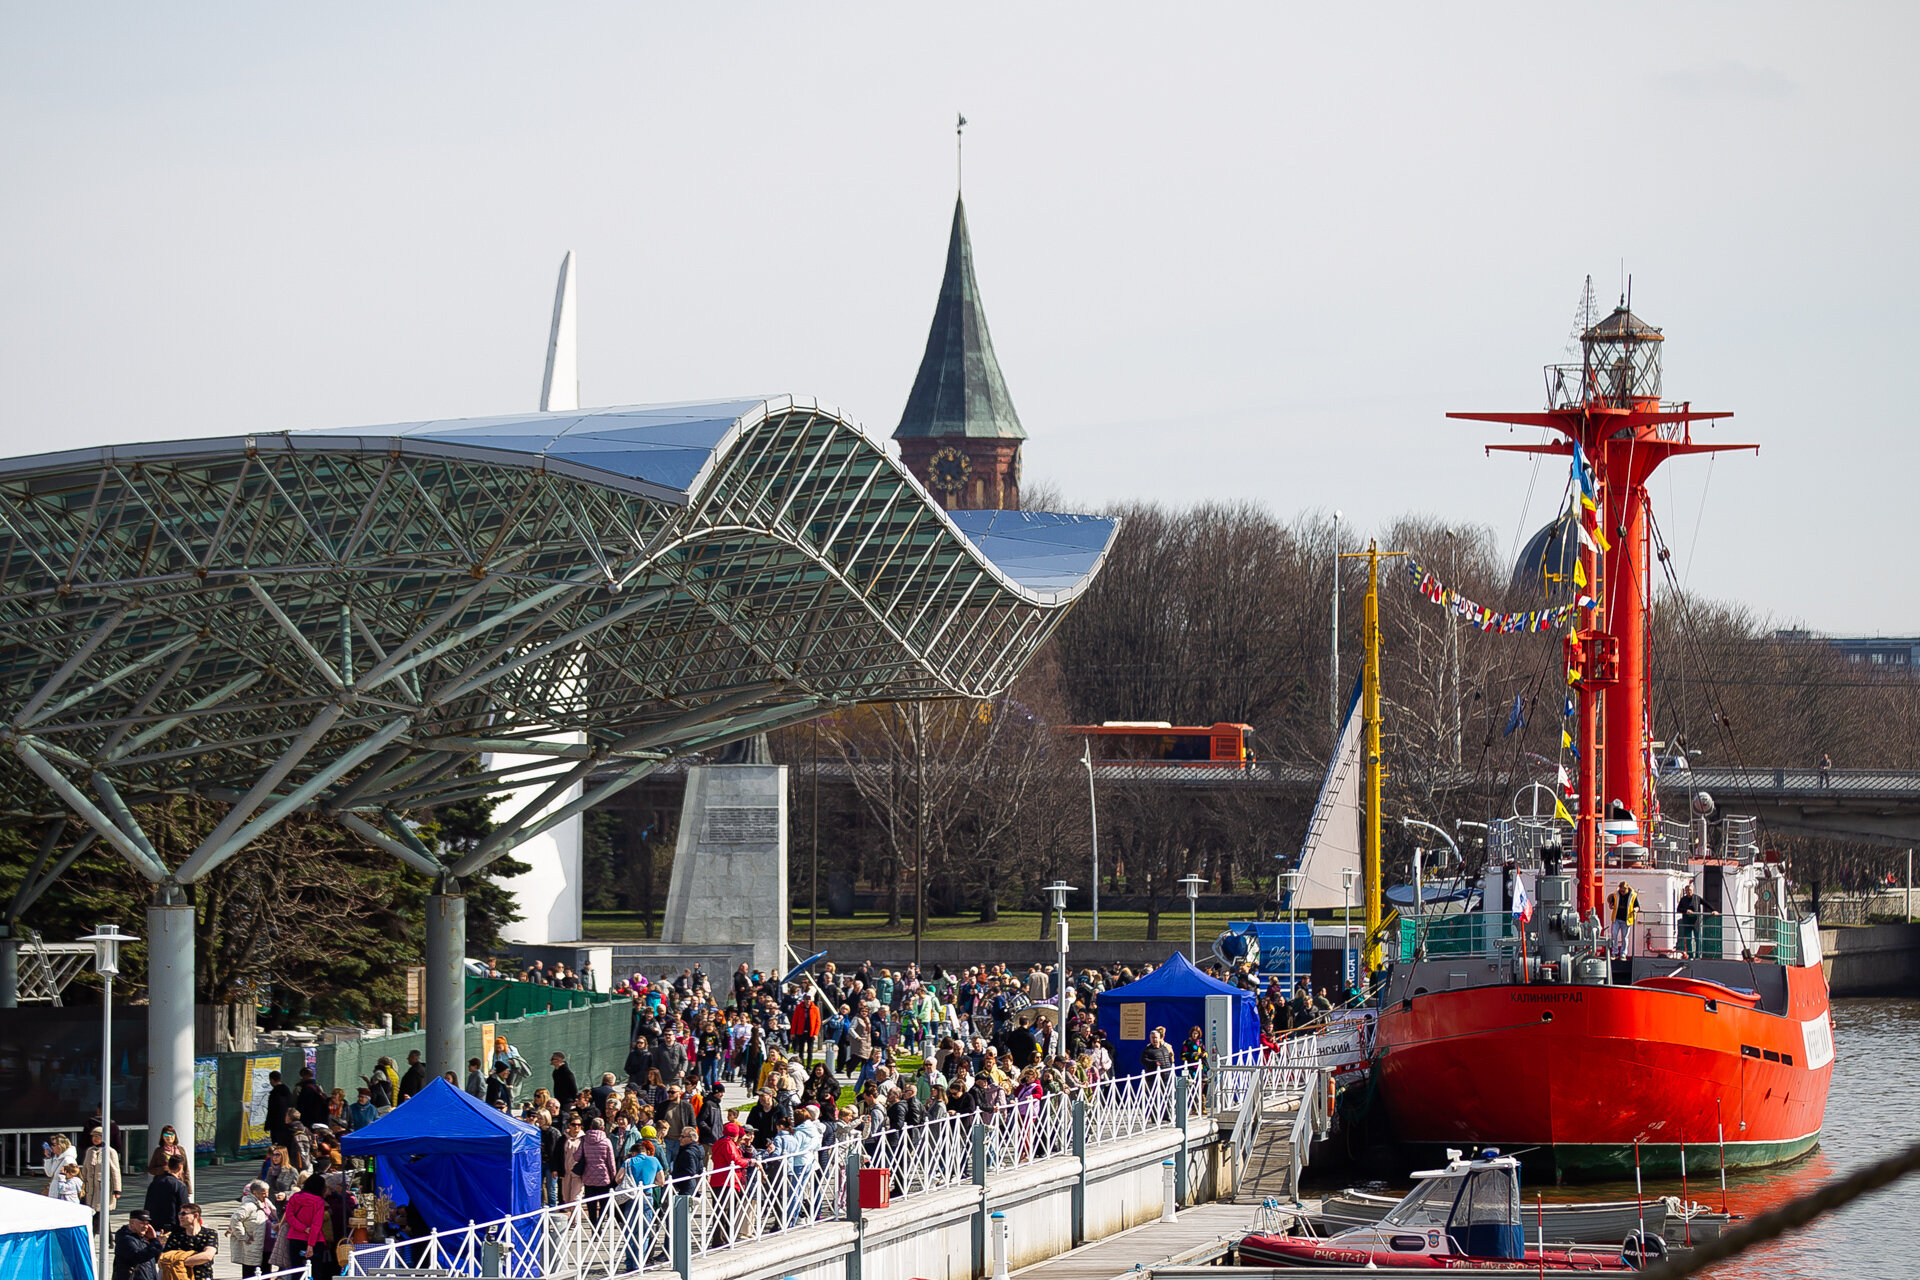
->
[55,954,1350,1278]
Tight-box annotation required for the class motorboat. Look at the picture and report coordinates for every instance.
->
[1316,1188,1726,1246]
[1239,1148,1657,1270]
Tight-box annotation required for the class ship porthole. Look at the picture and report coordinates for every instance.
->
[1541,1011,1554,1023]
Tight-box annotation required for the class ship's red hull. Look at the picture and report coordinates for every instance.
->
[1375,965,1832,1178]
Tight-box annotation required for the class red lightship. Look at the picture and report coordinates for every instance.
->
[1372,296,1833,1179]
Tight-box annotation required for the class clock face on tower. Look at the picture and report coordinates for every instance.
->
[929,445,971,495]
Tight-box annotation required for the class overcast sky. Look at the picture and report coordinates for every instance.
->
[2,6,1913,632]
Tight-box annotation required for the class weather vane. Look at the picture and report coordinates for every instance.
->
[957,111,967,191]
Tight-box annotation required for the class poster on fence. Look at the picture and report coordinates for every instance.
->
[193,1058,218,1153]
[242,1055,279,1149]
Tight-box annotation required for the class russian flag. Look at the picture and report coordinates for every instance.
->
[1512,877,1535,924]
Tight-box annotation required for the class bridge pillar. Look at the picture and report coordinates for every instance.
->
[147,889,195,1160]
[425,879,467,1080]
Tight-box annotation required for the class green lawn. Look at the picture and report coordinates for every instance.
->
[582,907,1260,943]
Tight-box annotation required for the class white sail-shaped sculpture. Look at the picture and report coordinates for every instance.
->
[540,250,579,412]
[1292,679,1363,909]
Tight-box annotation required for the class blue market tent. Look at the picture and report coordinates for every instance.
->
[1096,951,1260,1075]
[341,1076,541,1233]
[0,1184,94,1280]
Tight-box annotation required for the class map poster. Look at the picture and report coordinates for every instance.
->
[193,1058,218,1154]
[242,1055,279,1149]
[1119,1003,1147,1040]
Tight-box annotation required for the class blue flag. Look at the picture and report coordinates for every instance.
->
[1503,693,1526,738]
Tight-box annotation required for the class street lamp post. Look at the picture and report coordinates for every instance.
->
[1330,511,1342,730]
[1280,869,1304,999]
[1178,875,1206,962]
[1080,739,1100,940]
[1046,881,1075,1028]
[1341,867,1359,992]
[81,922,133,1280]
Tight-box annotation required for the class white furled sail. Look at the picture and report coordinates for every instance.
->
[1292,679,1363,909]
[540,250,579,412]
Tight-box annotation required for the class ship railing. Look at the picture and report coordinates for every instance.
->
[1628,907,1801,965]
[1487,814,1572,864]
[1654,816,1762,864]
[1397,911,1520,962]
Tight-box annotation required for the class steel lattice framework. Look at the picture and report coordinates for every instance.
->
[0,396,1116,891]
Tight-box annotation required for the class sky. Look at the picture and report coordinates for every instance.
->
[1,5,1913,632]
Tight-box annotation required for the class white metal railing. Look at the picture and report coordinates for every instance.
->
[1285,1069,1330,1204]
[346,1176,675,1277]
[344,1054,1256,1274]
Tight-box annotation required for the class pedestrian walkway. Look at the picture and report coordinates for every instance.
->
[1009,1202,1255,1280]
[4,1160,259,1280]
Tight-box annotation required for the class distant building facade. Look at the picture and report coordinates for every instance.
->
[894,196,1028,510]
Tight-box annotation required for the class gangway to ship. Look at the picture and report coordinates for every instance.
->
[1216,1057,1332,1205]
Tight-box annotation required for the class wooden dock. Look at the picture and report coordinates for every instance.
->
[1010,1202,1258,1280]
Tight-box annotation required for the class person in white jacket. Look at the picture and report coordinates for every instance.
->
[226,1180,276,1278]
[41,1133,74,1195]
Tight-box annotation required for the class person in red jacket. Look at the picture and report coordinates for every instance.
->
[707,1121,751,1247]
[788,993,822,1067]
[281,1175,329,1273]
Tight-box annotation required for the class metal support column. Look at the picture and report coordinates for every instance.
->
[971,1119,989,1279]
[1174,1075,1191,1207]
[1071,1097,1088,1246]
[147,889,196,1157]
[670,1193,691,1280]
[425,879,467,1079]
[0,923,16,1009]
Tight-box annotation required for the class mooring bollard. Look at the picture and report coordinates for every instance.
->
[991,1210,1010,1280]
[1161,1158,1178,1222]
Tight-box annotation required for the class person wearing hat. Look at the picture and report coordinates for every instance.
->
[225,1180,274,1278]
[112,1209,162,1280]
[617,1130,667,1270]
[486,1061,514,1111]
[346,1088,377,1131]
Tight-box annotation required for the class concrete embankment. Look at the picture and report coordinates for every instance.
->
[1822,922,1920,995]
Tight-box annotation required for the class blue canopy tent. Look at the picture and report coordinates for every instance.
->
[1096,951,1260,1075]
[341,1077,541,1238]
[0,1184,94,1280]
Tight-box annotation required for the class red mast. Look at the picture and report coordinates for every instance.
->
[1451,301,1752,918]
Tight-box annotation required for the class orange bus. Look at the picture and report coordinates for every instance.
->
[1061,721,1256,765]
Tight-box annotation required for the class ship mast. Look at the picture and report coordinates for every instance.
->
[1453,301,1751,918]
[1346,539,1406,971]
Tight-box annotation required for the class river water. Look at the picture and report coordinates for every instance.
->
[1345,998,1920,1279]
[1646,997,1920,1280]
[1557,997,1920,1280]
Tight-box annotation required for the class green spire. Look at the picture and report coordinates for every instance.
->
[894,196,1028,441]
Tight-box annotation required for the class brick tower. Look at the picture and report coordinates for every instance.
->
[894,195,1028,510]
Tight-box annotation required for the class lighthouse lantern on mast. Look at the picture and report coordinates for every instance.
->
[1547,304,1666,412]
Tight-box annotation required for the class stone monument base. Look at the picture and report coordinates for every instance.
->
[661,764,788,974]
